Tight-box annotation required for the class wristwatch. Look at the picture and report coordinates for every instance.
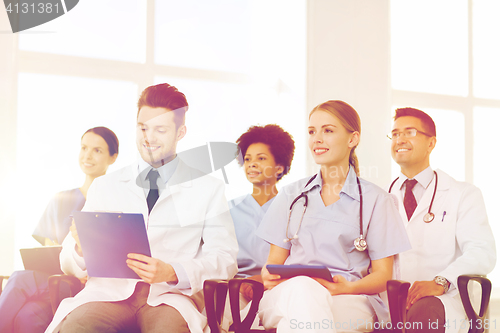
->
[434,276,450,293]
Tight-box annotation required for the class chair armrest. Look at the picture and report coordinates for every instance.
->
[457,274,491,333]
[204,279,229,333]
[228,278,264,333]
[48,274,83,314]
[386,279,411,333]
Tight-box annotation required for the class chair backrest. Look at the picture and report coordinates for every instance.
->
[47,274,84,314]
[386,280,410,333]
[228,279,264,333]
[458,275,492,333]
[204,278,408,333]
[204,279,230,333]
[204,278,266,333]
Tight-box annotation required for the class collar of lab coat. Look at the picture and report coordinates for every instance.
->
[391,168,452,222]
[392,168,451,194]
[137,155,179,187]
[117,159,197,203]
[397,166,434,191]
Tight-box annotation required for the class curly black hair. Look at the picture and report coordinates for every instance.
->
[236,124,295,181]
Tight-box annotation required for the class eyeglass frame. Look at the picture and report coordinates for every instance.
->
[387,127,434,140]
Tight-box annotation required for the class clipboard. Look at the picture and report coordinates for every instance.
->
[20,246,64,275]
[73,211,151,279]
[266,264,333,282]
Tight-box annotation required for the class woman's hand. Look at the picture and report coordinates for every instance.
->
[333,256,393,295]
[240,275,262,301]
[261,244,290,290]
[261,265,286,290]
[313,275,354,295]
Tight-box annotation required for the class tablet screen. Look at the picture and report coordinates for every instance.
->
[266,264,333,282]
[20,246,64,275]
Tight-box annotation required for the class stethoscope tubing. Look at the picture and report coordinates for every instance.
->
[284,174,367,251]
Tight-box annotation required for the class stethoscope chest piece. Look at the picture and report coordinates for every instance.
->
[423,212,435,223]
[354,235,367,252]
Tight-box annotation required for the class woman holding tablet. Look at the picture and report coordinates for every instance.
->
[256,101,410,333]
[0,126,118,333]
[33,127,119,246]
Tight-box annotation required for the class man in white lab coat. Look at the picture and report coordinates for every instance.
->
[388,107,495,333]
[46,83,238,333]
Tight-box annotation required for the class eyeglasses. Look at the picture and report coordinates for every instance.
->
[387,128,433,140]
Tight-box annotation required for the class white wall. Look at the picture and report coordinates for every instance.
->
[306,0,392,187]
[0,10,17,276]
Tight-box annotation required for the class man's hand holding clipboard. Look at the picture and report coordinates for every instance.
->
[126,253,178,284]
[72,212,157,280]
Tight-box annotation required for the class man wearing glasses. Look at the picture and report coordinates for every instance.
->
[387,108,495,333]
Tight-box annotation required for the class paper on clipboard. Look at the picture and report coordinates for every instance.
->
[73,211,151,279]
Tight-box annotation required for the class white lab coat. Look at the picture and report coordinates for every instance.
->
[45,160,239,333]
[390,169,496,333]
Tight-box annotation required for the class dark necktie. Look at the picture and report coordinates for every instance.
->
[147,169,160,214]
[404,179,418,221]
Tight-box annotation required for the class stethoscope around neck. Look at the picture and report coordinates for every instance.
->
[388,171,438,223]
[284,174,368,252]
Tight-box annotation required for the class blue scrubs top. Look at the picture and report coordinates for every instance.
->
[229,194,273,278]
[32,188,86,245]
[256,167,411,321]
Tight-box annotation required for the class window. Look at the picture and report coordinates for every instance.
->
[473,0,500,99]
[473,107,500,285]
[391,0,468,97]
[19,0,147,62]
[8,0,306,270]
[15,73,138,267]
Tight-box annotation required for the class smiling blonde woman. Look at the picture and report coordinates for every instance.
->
[256,101,411,333]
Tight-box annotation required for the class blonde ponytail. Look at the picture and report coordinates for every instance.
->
[349,150,359,176]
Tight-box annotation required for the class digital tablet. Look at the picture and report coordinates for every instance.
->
[266,264,333,282]
[73,211,151,279]
[20,246,64,275]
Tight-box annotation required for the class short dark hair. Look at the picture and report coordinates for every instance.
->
[137,83,189,128]
[236,124,295,181]
[394,107,436,137]
[82,126,119,156]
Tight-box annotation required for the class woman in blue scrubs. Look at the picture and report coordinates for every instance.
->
[256,101,411,333]
[0,127,118,333]
[229,124,295,301]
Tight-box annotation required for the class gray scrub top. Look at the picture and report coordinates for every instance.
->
[33,188,85,245]
[256,166,411,322]
[229,194,273,278]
